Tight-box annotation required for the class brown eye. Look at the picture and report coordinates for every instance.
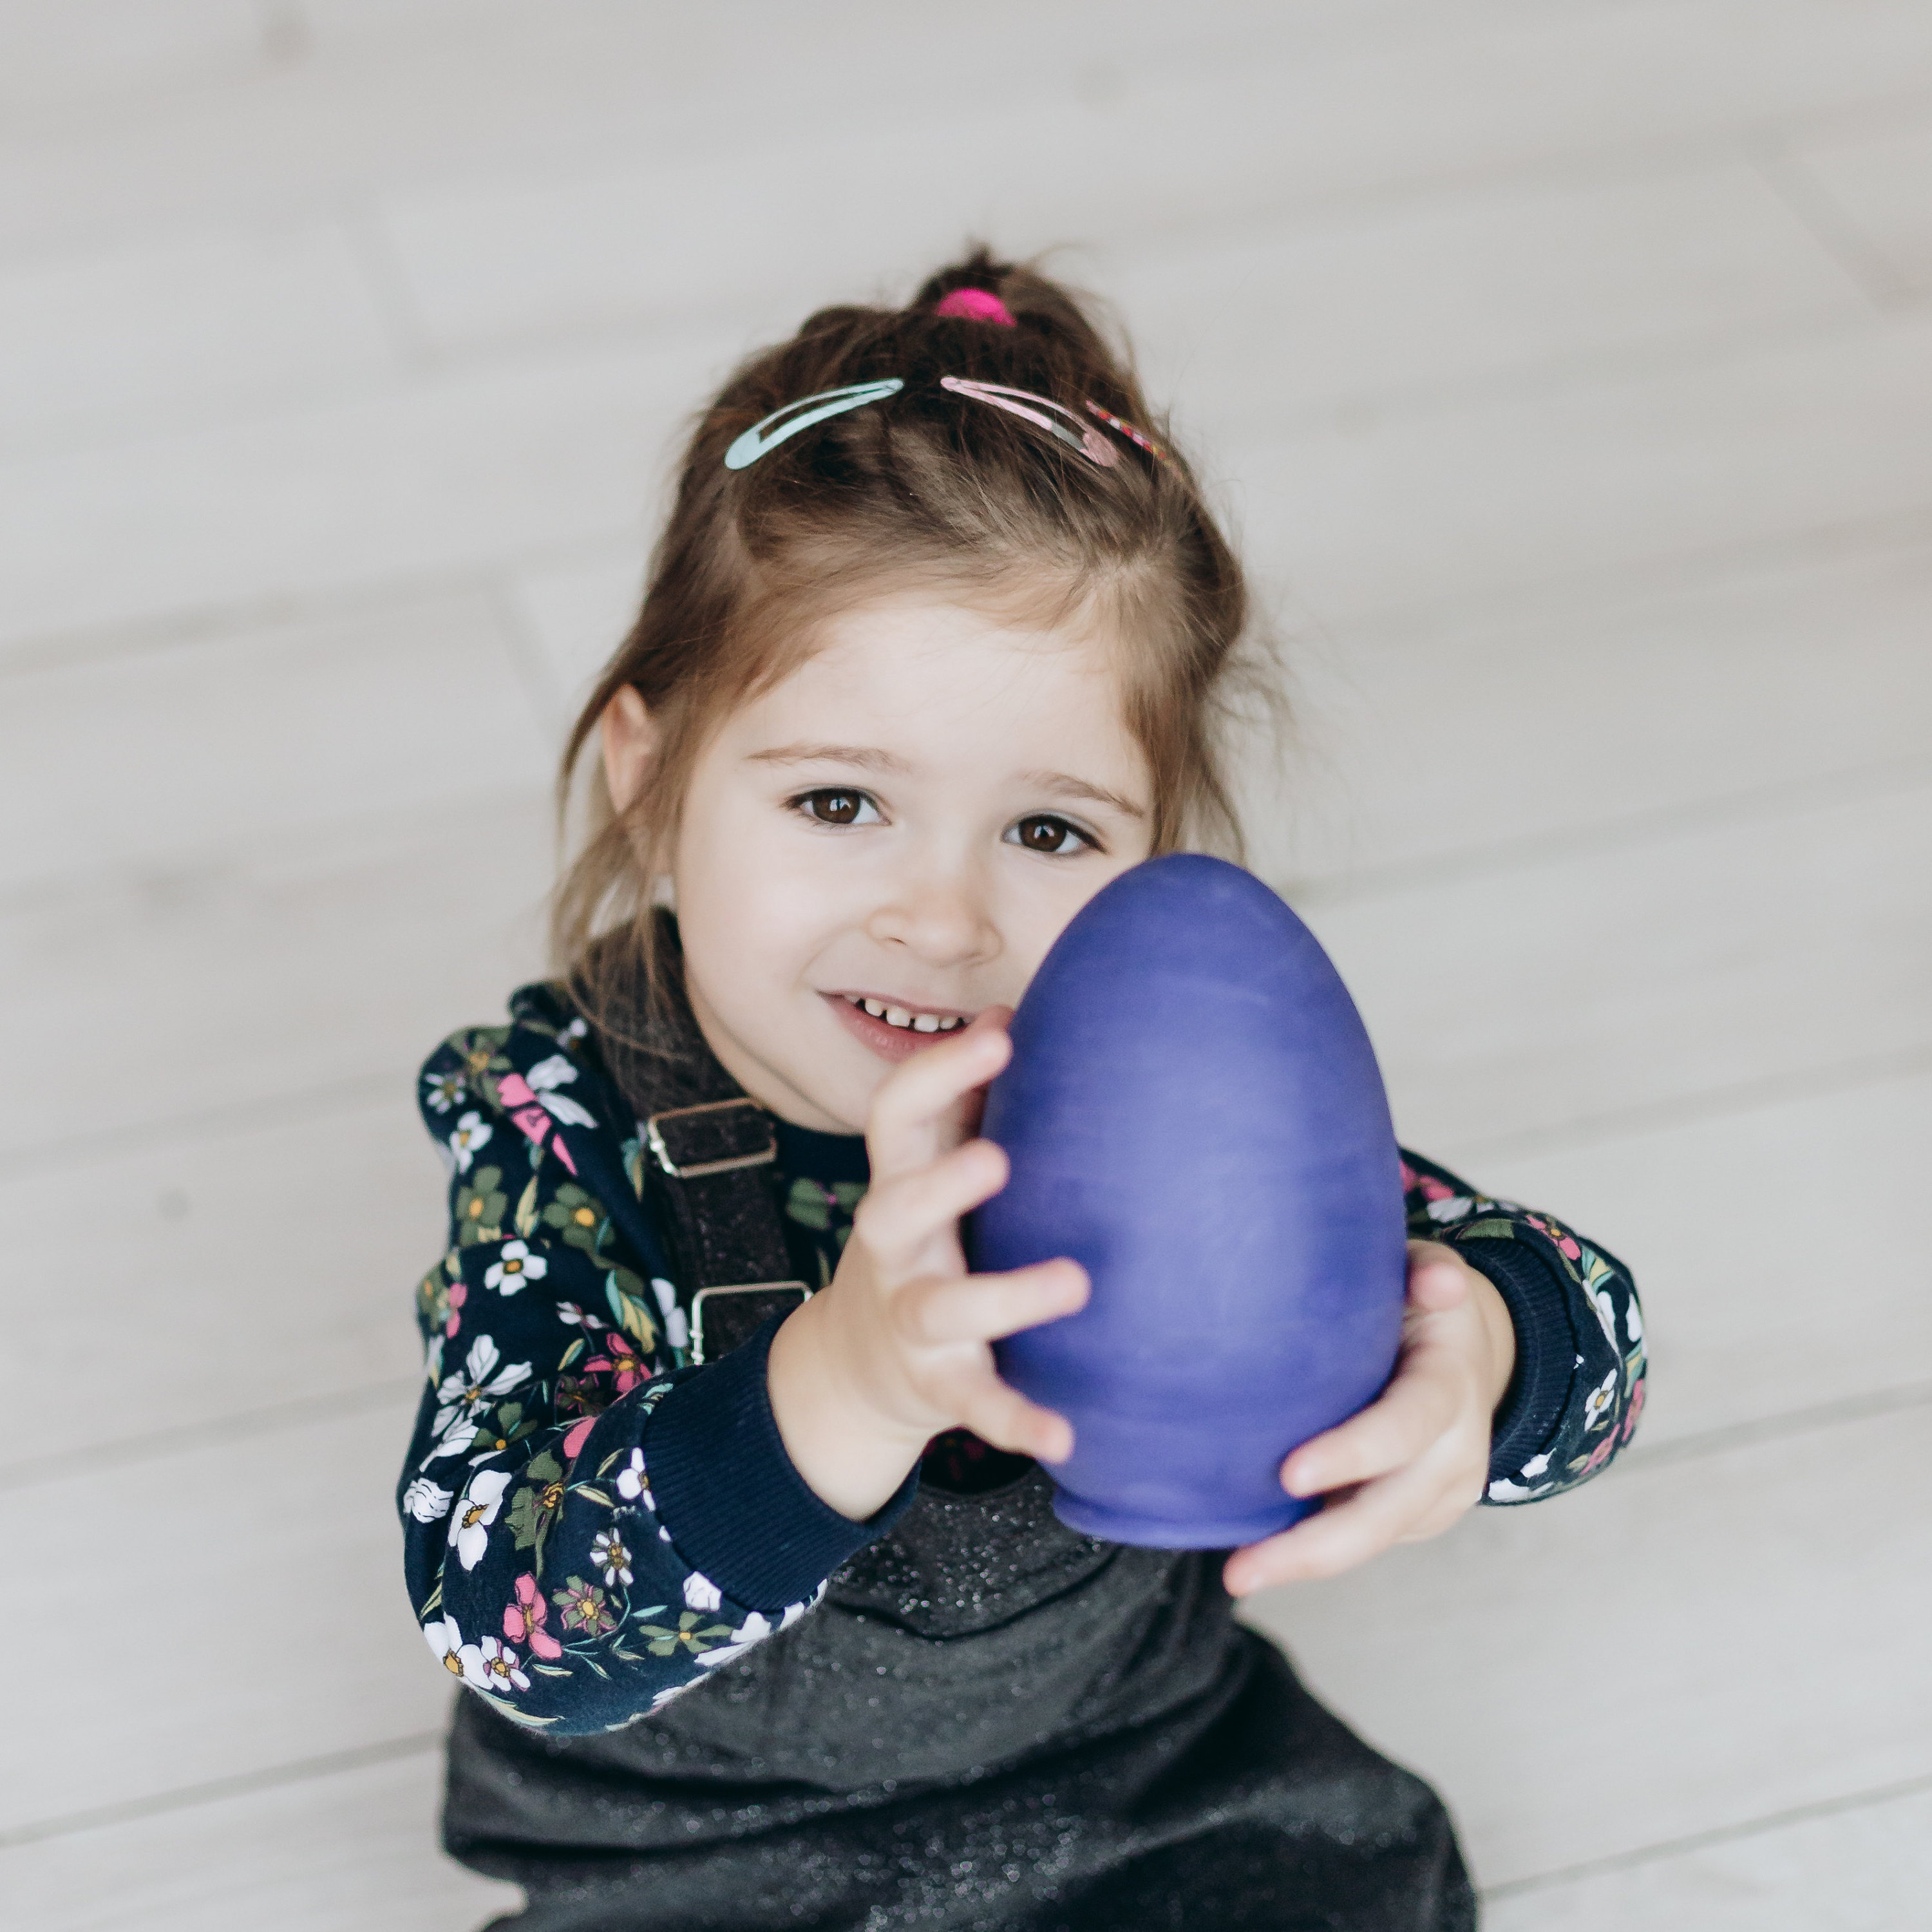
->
[1012,815,1087,855]
[800,789,878,826]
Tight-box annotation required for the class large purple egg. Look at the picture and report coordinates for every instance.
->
[969,854,1407,1549]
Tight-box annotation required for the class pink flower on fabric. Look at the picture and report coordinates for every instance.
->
[505,1572,564,1660]
[562,1416,597,1463]
[445,1280,468,1338]
[1621,1378,1647,1444]
[1526,1214,1583,1260]
[583,1334,649,1396]
[1418,1176,1455,1201]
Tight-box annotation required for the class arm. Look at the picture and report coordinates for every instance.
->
[1399,1149,1646,1502]
[399,1010,914,1737]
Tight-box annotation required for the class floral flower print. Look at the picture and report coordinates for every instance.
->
[505,1573,564,1661]
[484,1241,547,1295]
[615,1449,652,1508]
[506,1450,568,1554]
[542,1184,611,1258]
[1525,1213,1584,1262]
[425,1614,489,1688]
[591,1528,634,1587]
[448,1111,493,1175]
[524,1056,599,1126]
[682,1570,723,1613]
[402,1477,453,1523]
[450,1467,515,1570]
[475,1635,530,1693]
[426,1337,532,1464]
[552,1575,616,1636]
[636,1609,734,1658]
[423,1068,466,1114]
[695,1609,773,1671]
[582,1331,650,1396]
[466,1401,540,1462]
[1581,1368,1618,1432]
[444,1280,467,1338]
[555,1301,603,1331]
[453,1167,507,1245]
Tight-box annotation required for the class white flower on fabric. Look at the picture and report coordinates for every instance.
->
[422,1070,466,1115]
[422,1419,478,1466]
[1426,1195,1475,1224]
[650,1681,692,1712]
[616,1449,652,1507]
[591,1528,634,1587]
[682,1570,722,1612]
[558,1017,589,1047]
[424,1334,444,1385]
[1518,1454,1550,1480]
[448,1111,493,1173]
[402,1477,454,1523]
[433,1336,532,1434]
[1586,1282,1620,1349]
[1624,1296,1643,1344]
[556,1301,603,1329]
[778,1598,811,1631]
[475,1635,530,1694]
[484,1241,547,1295]
[525,1056,598,1127]
[1486,1477,1551,1502]
[1582,1368,1618,1430]
[696,1610,773,1671]
[424,1615,489,1688]
[450,1468,515,1569]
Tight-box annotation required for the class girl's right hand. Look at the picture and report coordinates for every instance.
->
[764,1011,1089,1521]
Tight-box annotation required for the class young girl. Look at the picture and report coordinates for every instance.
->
[400,253,1645,1931]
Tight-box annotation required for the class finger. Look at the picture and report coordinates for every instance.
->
[1281,1359,1461,1497]
[896,1258,1088,1348]
[866,1021,1012,1180]
[1225,1454,1464,1594]
[854,1139,1010,1267]
[949,1367,1076,1464]
[1406,1249,1470,1312]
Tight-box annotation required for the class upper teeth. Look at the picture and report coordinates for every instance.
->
[856,997,965,1033]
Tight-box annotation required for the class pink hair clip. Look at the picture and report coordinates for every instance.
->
[934,287,1017,327]
[939,376,1117,467]
[1084,401,1171,464]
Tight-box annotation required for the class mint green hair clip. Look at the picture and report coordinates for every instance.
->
[723,379,904,470]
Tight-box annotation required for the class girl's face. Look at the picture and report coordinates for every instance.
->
[609,589,1156,1133]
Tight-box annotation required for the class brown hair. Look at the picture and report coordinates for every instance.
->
[553,248,1271,1027]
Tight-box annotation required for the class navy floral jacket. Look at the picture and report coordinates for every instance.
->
[399,985,1646,1738]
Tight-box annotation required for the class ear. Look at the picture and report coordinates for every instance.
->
[599,685,659,815]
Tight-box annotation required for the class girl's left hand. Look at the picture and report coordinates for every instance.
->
[1222,1242,1515,1598]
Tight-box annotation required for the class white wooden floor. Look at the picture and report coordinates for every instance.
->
[3,4,1929,1926]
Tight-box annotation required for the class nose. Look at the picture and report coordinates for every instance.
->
[864,856,1001,971]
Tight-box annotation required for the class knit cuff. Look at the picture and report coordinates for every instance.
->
[1454,1235,1577,1487]
[643,1312,919,1611]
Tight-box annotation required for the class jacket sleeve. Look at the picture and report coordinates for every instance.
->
[398,1012,916,1737]
[1399,1150,1646,1502]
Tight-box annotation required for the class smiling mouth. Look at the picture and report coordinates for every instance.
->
[839,994,971,1036]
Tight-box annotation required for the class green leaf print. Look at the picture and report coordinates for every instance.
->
[513,1174,541,1239]
[605,1269,659,1350]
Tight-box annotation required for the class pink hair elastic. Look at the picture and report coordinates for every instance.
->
[940,376,1117,467]
[934,287,1017,327]
[1084,400,1171,464]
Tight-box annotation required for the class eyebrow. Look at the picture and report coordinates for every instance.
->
[746,743,913,773]
[747,744,1148,820]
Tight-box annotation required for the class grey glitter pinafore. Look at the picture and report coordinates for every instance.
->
[442,967,1475,1930]
[448,1464,1473,1930]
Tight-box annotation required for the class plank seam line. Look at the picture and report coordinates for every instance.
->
[1481,1765,1932,1900]
[3,1376,421,1488]
[1615,1379,1932,1476]
[0,1731,444,1852]
[1280,751,1932,911]
[1452,1041,1932,1161]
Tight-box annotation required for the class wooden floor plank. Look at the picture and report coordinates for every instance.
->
[1463,1071,1932,1450]
[0,1749,522,1932]
[1244,1405,1932,1888]
[1484,1782,1932,1932]
[1307,778,1932,1151]
[0,1399,443,1830]
[0,585,549,890]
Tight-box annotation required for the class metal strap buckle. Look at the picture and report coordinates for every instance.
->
[645,1097,777,1180]
[689,1281,811,1365]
